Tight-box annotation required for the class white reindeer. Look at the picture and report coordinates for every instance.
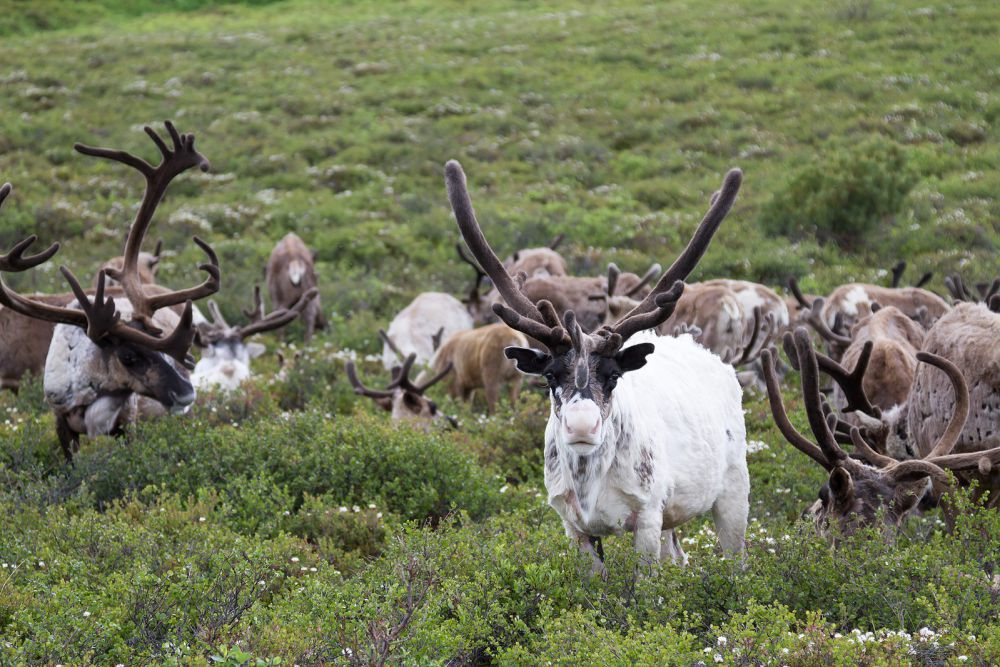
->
[446,161,749,572]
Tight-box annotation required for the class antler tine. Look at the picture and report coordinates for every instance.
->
[1,186,62,272]
[625,263,662,298]
[431,326,445,352]
[207,299,229,329]
[891,261,906,288]
[733,306,764,366]
[414,361,453,393]
[760,347,832,470]
[917,352,970,460]
[787,276,813,310]
[0,235,61,273]
[914,272,933,288]
[242,285,264,322]
[549,233,565,250]
[606,263,621,297]
[805,298,853,347]
[922,444,1000,475]
[346,360,396,400]
[239,288,318,339]
[390,353,419,391]
[78,121,211,328]
[145,236,220,315]
[989,294,1000,314]
[849,427,897,468]
[378,328,405,362]
[793,328,849,466]
[611,169,742,343]
[817,340,879,416]
[446,160,567,351]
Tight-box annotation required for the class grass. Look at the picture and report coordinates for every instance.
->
[1,0,999,664]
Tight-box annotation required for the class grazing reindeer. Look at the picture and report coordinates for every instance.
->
[762,329,1000,539]
[347,353,454,427]
[266,232,323,341]
[907,302,1000,510]
[0,122,219,461]
[192,286,318,391]
[0,190,190,393]
[417,323,528,414]
[503,234,568,278]
[823,306,926,459]
[380,292,473,370]
[447,160,749,571]
[789,277,948,350]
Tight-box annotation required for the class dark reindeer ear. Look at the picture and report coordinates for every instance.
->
[616,343,655,374]
[828,467,855,507]
[505,346,550,375]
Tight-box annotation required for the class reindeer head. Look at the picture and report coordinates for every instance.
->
[446,160,742,454]
[0,122,218,417]
[346,353,454,427]
[589,262,661,329]
[193,285,317,390]
[762,328,999,540]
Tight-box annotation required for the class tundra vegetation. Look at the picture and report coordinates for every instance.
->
[1,0,1000,664]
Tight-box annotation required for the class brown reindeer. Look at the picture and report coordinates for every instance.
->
[266,232,323,341]
[907,302,1000,510]
[346,353,454,427]
[0,122,219,460]
[823,306,926,459]
[417,323,528,414]
[762,329,1000,539]
[503,234,568,278]
[790,278,948,352]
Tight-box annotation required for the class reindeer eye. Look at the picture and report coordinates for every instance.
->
[119,351,140,367]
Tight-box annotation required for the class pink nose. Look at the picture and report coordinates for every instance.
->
[563,400,602,439]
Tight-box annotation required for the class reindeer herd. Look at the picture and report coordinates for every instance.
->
[1,121,998,572]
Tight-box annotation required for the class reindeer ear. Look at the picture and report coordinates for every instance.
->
[246,342,266,359]
[505,346,550,375]
[616,343,655,374]
[828,467,854,506]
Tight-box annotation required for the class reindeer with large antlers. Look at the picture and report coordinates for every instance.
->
[447,160,749,571]
[0,122,218,460]
[762,328,1000,538]
[192,285,318,391]
[347,353,455,427]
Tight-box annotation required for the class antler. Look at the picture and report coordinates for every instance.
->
[624,263,662,298]
[346,360,397,399]
[77,121,217,331]
[0,185,60,272]
[761,346,833,470]
[549,233,565,251]
[787,276,813,310]
[242,285,264,322]
[891,261,906,288]
[605,169,742,348]
[379,328,405,362]
[455,242,488,305]
[239,287,317,339]
[447,161,570,352]
[802,297,853,348]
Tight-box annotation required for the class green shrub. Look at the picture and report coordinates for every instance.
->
[759,138,917,250]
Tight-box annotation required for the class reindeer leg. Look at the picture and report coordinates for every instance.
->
[575,533,607,579]
[55,414,78,463]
